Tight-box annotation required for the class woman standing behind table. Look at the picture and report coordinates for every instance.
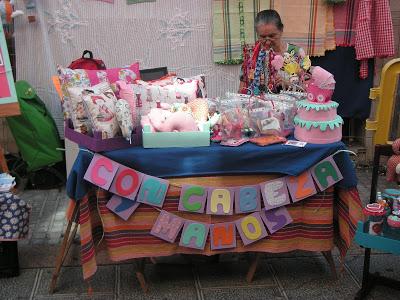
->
[239,9,311,95]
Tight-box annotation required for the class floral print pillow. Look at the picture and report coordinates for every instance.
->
[57,63,140,118]
[67,86,93,134]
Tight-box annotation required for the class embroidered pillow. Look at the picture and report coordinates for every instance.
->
[82,82,121,139]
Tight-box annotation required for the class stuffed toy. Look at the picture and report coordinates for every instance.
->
[142,106,199,133]
[387,138,400,183]
[306,66,336,103]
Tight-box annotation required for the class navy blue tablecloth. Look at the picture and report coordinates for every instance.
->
[67,141,357,201]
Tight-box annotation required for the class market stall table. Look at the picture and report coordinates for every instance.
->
[50,141,363,293]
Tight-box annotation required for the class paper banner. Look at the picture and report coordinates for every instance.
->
[311,156,343,191]
[150,210,184,243]
[286,171,317,202]
[261,207,293,234]
[109,166,143,201]
[178,185,207,214]
[235,185,261,214]
[179,220,210,250]
[84,154,119,190]
[210,222,236,250]
[106,194,140,221]
[206,187,235,215]
[235,212,268,246]
[137,175,169,208]
[260,178,291,211]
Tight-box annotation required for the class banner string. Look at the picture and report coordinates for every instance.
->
[80,148,96,156]
[332,149,357,157]
[83,150,350,193]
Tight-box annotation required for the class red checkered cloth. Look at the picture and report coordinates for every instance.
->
[355,0,395,79]
[334,0,359,47]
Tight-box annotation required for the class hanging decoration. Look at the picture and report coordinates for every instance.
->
[0,0,24,37]
[83,153,344,249]
[158,8,206,50]
[46,0,88,45]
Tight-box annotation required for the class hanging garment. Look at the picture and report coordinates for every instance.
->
[354,0,395,79]
[334,0,359,47]
[213,0,335,64]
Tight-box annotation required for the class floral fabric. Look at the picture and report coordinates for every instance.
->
[0,193,30,241]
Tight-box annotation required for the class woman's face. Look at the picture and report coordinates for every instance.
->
[256,23,282,49]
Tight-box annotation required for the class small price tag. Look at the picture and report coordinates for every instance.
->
[285,140,307,147]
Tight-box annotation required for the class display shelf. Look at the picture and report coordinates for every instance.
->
[354,221,400,255]
[354,144,400,299]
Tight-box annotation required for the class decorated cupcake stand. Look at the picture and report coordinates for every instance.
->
[354,144,400,300]
[48,63,365,294]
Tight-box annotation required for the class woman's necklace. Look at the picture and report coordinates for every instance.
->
[249,48,267,95]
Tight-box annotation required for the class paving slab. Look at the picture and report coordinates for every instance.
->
[35,266,115,298]
[201,286,284,300]
[119,263,198,300]
[345,253,400,300]
[196,261,276,288]
[269,256,360,300]
[0,269,38,300]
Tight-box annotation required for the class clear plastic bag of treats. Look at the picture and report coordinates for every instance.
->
[249,105,284,137]
[263,93,297,136]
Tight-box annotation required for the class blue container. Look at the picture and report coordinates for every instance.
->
[383,224,400,240]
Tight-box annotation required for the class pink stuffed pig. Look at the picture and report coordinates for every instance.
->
[144,107,199,132]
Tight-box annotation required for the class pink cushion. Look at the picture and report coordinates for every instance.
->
[86,63,140,85]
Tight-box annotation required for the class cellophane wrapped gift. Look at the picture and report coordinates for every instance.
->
[263,93,298,136]
[220,93,296,140]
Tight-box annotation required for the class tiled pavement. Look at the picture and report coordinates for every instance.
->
[1,169,400,300]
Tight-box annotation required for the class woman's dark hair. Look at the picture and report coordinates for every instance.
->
[255,9,284,31]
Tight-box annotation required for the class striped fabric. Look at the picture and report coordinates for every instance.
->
[213,0,336,64]
[333,0,359,47]
[213,0,271,64]
[76,185,363,280]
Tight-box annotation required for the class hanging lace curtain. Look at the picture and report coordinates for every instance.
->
[14,0,241,137]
